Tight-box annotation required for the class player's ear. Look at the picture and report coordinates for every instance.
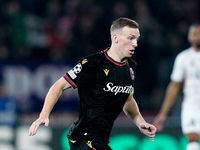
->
[112,33,118,43]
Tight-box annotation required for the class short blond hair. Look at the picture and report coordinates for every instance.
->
[110,17,139,35]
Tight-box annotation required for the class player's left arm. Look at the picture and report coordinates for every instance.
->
[123,94,157,142]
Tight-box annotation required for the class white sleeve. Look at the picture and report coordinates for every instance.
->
[170,54,185,82]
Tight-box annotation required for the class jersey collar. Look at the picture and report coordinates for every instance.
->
[104,49,126,66]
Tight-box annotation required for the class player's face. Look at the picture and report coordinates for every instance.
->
[117,26,140,59]
[188,26,200,50]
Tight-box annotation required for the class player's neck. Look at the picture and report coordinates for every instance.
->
[107,48,126,63]
[193,46,200,52]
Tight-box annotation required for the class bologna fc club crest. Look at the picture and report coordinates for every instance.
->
[130,68,135,80]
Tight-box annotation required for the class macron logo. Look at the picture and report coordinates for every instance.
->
[103,82,133,95]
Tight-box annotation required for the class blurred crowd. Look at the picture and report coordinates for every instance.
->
[0,0,200,114]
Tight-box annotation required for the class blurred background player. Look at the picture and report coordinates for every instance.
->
[0,81,18,127]
[153,23,200,150]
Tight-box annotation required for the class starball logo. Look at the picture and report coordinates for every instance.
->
[103,82,133,95]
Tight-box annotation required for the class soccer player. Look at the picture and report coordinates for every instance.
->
[29,17,156,150]
[153,24,200,150]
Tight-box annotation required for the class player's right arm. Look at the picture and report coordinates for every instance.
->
[153,80,181,131]
[29,77,71,136]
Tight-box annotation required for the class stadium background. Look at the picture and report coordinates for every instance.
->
[0,0,200,149]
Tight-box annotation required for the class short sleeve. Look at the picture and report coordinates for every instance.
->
[63,56,97,88]
[170,53,185,82]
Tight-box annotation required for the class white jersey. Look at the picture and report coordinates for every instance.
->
[171,47,200,111]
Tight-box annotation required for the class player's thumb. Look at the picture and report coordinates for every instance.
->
[44,119,49,127]
[140,122,149,129]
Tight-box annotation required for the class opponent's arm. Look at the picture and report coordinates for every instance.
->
[153,81,181,131]
[29,77,71,136]
[123,94,156,142]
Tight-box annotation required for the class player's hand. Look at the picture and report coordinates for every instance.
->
[29,117,49,136]
[139,122,157,142]
[153,114,166,132]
